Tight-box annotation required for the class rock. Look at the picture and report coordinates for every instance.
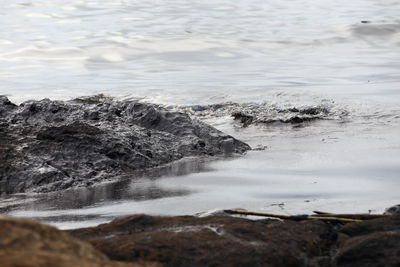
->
[333,215,400,267]
[0,215,158,267]
[2,211,398,266]
[68,214,400,267]
[0,96,250,194]
[69,214,337,267]
[179,101,344,127]
[232,112,254,127]
[384,204,400,214]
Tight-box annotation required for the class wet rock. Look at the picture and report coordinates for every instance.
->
[0,96,17,116]
[240,106,331,125]
[179,101,344,127]
[333,215,400,267]
[68,213,400,267]
[232,112,254,127]
[69,214,337,267]
[384,204,400,214]
[0,96,250,194]
[0,215,155,267]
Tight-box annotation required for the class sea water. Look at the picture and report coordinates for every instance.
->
[1,0,399,229]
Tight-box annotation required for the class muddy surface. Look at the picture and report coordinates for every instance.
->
[69,213,400,267]
[0,95,250,195]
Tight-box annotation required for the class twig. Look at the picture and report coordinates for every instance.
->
[313,211,388,220]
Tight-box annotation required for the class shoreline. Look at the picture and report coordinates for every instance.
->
[1,95,399,266]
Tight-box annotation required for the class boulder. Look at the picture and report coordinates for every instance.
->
[69,214,336,267]
[0,95,250,194]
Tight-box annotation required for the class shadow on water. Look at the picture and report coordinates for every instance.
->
[1,157,213,212]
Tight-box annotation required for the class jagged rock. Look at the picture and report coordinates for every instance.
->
[178,101,345,127]
[0,215,158,267]
[232,105,330,125]
[231,107,327,126]
[0,95,250,194]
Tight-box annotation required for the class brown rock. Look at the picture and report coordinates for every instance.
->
[333,215,400,267]
[69,214,337,267]
[5,213,400,266]
[0,215,159,267]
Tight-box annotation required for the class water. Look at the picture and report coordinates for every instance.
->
[1,0,399,228]
[1,0,400,104]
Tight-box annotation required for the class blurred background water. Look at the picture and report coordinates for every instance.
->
[1,0,399,104]
[1,0,399,228]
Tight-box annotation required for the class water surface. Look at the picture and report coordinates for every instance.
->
[1,0,399,104]
[1,0,399,229]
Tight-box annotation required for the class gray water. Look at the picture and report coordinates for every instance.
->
[1,0,400,229]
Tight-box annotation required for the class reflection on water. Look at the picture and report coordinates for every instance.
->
[5,119,400,229]
[1,157,210,211]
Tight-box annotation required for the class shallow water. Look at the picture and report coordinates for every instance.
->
[1,0,400,228]
[4,111,400,229]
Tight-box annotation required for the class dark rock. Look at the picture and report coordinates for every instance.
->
[68,214,400,267]
[0,215,154,267]
[232,112,254,127]
[299,107,329,116]
[69,214,337,267]
[231,105,335,126]
[279,116,318,124]
[0,96,250,194]
[339,215,400,238]
[333,215,400,267]
[384,204,400,215]
[180,102,345,128]
[334,231,400,267]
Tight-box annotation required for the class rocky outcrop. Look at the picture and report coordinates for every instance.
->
[0,95,250,194]
[0,215,159,267]
[69,214,335,267]
[1,211,399,266]
[69,214,400,267]
[178,101,348,127]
